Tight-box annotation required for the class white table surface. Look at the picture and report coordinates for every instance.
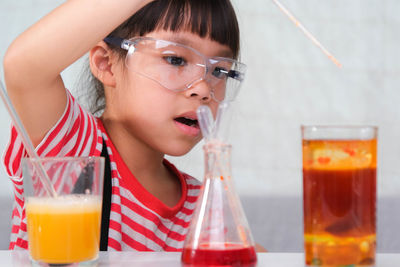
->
[4,251,400,266]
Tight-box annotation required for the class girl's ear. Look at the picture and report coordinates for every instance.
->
[89,41,118,87]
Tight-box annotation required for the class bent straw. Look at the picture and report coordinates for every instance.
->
[0,80,57,197]
[214,101,232,143]
[271,0,342,68]
[197,102,232,144]
[197,105,214,142]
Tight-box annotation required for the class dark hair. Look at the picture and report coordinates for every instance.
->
[85,0,240,115]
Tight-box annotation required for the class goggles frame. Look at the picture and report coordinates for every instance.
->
[104,36,246,102]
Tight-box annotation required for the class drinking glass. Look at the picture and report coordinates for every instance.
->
[22,157,104,267]
[302,126,377,266]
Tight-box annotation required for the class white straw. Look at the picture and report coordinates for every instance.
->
[214,101,232,143]
[197,105,214,142]
[0,80,57,197]
[197,102,232,145]
[271,0,342,68]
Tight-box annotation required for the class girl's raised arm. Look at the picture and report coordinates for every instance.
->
[3,0,152,145]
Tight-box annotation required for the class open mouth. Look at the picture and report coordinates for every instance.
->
[174,117,199,128]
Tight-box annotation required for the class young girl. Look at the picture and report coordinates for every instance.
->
[3,0,247,251]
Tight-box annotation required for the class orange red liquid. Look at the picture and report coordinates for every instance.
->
[303,139,376,266]
[181,243,257,266]
[26,195,102,264]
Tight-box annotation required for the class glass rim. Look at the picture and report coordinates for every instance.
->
[301,125,378,140]
[22,156,104,164]
[301,125,378,130]
[203,142,232,150]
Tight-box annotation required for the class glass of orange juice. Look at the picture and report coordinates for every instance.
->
[22,157,104,266]
[302,126,377,266]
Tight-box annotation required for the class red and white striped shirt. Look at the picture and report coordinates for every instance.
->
[3,90,201,251]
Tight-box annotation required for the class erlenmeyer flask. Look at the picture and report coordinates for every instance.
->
[181,143,257,266]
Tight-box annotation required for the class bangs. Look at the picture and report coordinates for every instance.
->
[108,0,240,58]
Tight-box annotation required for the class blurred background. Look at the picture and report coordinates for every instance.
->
[0,0,399,252]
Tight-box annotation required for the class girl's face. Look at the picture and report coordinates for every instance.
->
[106,30,233,156]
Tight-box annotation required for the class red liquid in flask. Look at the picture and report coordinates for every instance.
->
[181,243,257,266]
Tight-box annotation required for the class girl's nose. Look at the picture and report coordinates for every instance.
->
[184,79,212,102]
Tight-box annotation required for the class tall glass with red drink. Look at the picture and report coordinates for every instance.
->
[302,126,377,266]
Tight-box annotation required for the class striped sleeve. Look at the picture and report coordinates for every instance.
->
[2,89,102,250]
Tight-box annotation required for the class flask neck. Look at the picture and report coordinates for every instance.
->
[203,143,232,179]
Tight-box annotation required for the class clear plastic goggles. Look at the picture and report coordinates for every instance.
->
[104,36,246,102]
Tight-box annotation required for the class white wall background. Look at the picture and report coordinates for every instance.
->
[0,0,399,198]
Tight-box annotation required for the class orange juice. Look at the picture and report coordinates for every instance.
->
[26,195,102,264]
[303,139,376,266]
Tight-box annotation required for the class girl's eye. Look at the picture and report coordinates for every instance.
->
[163,56,186,66]
[212,67,229,79]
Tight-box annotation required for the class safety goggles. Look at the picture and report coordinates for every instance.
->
[104,36,246,102]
